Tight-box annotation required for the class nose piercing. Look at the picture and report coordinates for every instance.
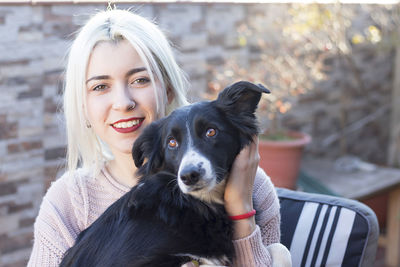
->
[128,101,136,110]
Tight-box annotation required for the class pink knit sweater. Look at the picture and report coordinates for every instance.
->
[28,167,280,266]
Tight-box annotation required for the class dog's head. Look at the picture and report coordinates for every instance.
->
[132,81,269,203]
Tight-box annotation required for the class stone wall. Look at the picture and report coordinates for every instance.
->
[0,4,105,266]
[0,2,395,266]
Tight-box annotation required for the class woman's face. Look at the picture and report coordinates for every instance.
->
[85,40,159,156]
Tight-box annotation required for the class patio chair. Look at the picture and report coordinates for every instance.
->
[277,188,379,267]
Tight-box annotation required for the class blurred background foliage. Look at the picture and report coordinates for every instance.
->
[206,3,399,148]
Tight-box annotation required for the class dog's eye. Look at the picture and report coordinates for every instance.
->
[168,138,179,148]
[206,128,217,137]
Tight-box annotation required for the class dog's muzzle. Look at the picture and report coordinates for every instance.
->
[179,164,205,186]
[177,150,214,194]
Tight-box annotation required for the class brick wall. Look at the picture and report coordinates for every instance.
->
[0,4,105,266]
[0,3,395,266]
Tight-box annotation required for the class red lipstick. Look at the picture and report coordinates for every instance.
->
[111,117,144,134]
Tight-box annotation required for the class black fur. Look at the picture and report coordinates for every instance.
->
[60,81,269,267]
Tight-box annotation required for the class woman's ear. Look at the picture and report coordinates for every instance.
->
[167,87,175,104]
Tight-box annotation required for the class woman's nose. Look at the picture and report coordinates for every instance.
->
[112,84,135,111]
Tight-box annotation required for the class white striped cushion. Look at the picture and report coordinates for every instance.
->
[277,188,379,267]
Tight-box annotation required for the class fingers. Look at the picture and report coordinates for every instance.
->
[250,136,260,164]
[234,136,260,171]
[224,135,259,212]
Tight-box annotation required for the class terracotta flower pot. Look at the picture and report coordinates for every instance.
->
[258,132,311,189]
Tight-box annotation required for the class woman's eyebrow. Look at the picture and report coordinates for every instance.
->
[85,68,147,84]
[125,67,147,78]
[86,75,110,84]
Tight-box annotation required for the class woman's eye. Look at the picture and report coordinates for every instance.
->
[168,138,179,149]
[92,84,108,91]
[206,128,217,137]
[132,77,150,86]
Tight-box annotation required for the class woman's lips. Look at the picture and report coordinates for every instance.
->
[111,118,145,133]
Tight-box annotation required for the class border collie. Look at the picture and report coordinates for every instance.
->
[60,81,287,267]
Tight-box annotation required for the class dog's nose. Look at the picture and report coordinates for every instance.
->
[180,165,203,186]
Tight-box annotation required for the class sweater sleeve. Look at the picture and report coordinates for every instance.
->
[27,173,85,267]
[231,167,281,266]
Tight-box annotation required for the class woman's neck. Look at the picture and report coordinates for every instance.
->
[107,153,139,188]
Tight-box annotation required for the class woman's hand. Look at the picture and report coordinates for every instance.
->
[224,136,259,239]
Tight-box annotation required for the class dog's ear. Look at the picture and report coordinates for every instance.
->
[132,118,166,175]
[215,81,270,115]
[215,81,270,145]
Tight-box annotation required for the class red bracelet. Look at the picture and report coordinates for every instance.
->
[228,209,256,220]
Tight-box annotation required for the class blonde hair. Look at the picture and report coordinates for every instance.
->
[63,9,189,173]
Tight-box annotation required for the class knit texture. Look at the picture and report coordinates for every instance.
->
[28,167,280,267]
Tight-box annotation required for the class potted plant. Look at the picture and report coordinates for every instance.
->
[258,131,311,189]
[253,83,311,189]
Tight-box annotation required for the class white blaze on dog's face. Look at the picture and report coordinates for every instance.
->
[174,109,233,204]
[177,121,217,202]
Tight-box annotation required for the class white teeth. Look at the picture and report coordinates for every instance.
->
[113,119,140,129]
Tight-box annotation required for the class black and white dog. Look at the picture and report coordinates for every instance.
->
[60,81,291,267]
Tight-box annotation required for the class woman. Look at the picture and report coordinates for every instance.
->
[28,9,281,266]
